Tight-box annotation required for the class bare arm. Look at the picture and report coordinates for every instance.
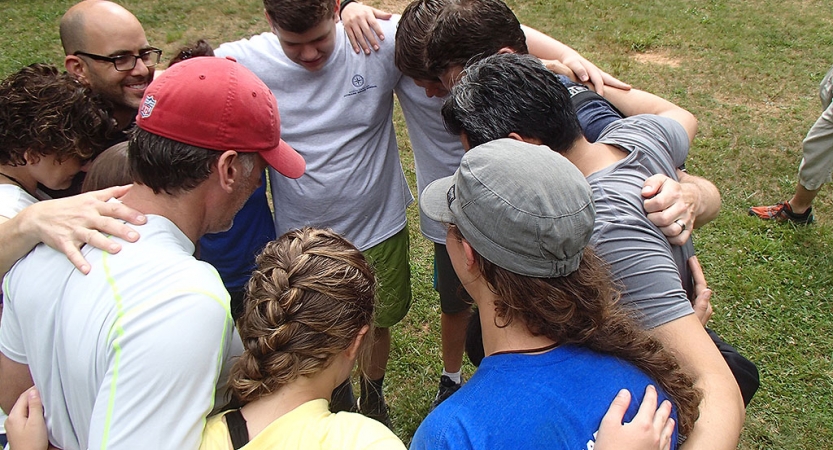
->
[0,186,146,277]
[600,86,721,238]
[600,87,697,143]
[652,315,745,450]
[522,25,630,95]
[0,352,34,415]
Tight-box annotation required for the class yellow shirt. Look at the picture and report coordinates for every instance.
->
[200,399,405,450]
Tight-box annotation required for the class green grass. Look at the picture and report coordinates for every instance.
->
[3,0,833,448]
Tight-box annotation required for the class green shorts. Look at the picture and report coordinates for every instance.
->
[362,226,412,328]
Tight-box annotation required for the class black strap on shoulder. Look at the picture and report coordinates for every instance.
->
[225,409,250,450]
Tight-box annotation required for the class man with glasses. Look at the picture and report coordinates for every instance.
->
[61,0,159,134]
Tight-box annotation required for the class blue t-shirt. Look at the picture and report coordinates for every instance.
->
[411,345,678,450]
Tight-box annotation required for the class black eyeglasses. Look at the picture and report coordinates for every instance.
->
[73,48,162,72]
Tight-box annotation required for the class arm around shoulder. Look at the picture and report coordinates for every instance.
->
[601,87,698,143]
[651,315,745,450]
[0,186,145,276]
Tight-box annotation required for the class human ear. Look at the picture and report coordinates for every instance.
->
[462,239,478,270]
[65,56,87,83]
[216,150,239,193]
[345,325,370,360]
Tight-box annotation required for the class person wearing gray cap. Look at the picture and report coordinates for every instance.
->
[411,139,701,450]
[440,52,752,450]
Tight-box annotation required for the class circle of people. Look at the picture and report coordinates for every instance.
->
[7,0,829,447]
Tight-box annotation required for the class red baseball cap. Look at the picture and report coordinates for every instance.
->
[136,56,304,179]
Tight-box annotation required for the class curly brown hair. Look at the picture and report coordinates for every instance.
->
[452,226,703,437]
[230,227,376,402]
[168,39,215,67]
[0,63,114,166]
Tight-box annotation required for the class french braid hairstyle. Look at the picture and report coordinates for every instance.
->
[230,227,376,402]
[450,225,703,438]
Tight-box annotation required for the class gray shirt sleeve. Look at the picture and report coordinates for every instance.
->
[589,115,695,329]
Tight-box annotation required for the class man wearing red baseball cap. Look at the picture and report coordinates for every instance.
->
[0,57,304,450]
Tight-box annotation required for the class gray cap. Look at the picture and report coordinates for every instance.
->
[420,139,595,278]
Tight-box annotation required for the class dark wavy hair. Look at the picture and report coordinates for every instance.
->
[395,0,446,81]
[450,225,702,437]
[443,53,582,154]
[168,39,215,67]
[230,227,377,402]
[0,63,114,166]
[425,0,527,79]
[263,0,335,33]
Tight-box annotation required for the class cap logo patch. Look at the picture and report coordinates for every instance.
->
[446,185,456,208]
[140,95,157,119]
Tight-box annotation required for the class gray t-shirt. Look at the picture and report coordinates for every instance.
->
[589,115,696,329]
[216,19,413,251]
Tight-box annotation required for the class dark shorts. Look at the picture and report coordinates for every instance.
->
[433,243,473,314]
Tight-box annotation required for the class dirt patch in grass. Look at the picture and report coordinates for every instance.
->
[631,51,682,68]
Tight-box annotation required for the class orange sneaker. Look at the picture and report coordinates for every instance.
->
[748,201,814,224]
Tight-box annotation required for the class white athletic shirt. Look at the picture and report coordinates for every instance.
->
[0,184,38,438]
[216,19,413,250]
[0,215,236,450]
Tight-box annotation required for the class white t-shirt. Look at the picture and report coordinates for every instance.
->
[0,215,237,450]
[0,184,37,437]
[395,81,465,244]
[216,19,413,250]
[0,184,38,219]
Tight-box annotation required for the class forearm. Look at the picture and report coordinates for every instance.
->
[680,372,745,450]
[653,316,744,450]
[679,171,721,228]
[521,25,573,61]
[0,212,41,278]
[602,88,698,142]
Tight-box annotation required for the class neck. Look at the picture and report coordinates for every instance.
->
[240,362,345,438]
[118,184,207,244]
[473,285,557,357]
[562,139,628,177]
[0,165,37,196]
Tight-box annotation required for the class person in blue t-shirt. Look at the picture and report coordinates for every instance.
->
[415,138,702,450]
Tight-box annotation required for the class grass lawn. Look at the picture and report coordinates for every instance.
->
[2,0,832,448]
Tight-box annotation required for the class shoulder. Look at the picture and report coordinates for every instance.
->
[0,184,37,218]
[600,115,687,146]
[411,408,467,450]
[379,15,401,37]
[199,413,232,450]
[216,33,281,60]
[328,411,405,450]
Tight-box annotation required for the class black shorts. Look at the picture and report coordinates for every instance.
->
[434,243,473,314]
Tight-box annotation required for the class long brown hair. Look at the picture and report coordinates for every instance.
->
[453,226,702,437]
[230,227,376,402]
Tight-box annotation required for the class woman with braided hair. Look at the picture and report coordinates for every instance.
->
[198,227,404,450]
